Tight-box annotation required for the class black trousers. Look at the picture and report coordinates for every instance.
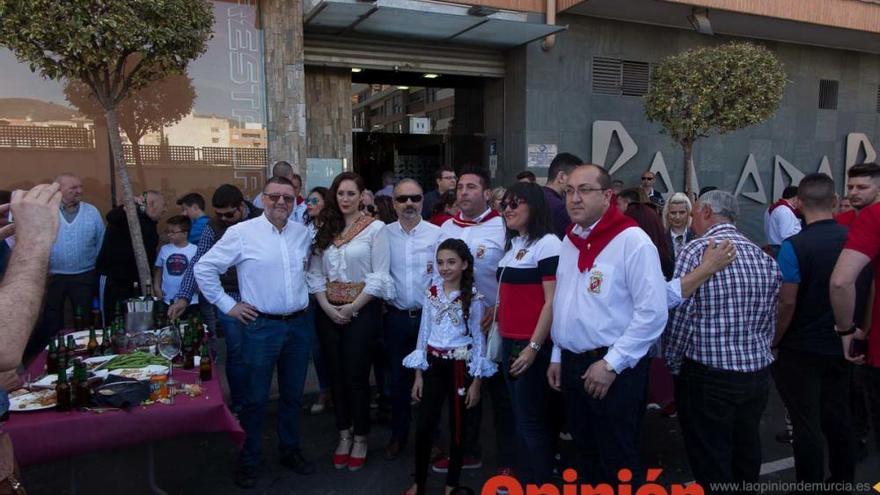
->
[675,360,769,495]
[773,348,855,484]
[24,270,97,363]
[316,299,381,435]
[460,367,516,467]
[866,366,880,450]
[414,355,474,494]
[561,350,649,485]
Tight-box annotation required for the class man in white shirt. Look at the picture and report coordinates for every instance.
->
[381,179,441,460]
[763,185,801,255]
[435,167,515,474]
[252,160,307,223]
[547,164,667,484]
[195,176,315,488]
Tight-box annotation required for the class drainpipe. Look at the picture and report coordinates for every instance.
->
[541,0,556,51]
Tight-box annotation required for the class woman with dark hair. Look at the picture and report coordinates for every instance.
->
[402,238,495,495]
[303,185,332,414]
[307,172,394,471]
[304,187,327,237]
[623,201,674,280]
[429,189,458,226]
[495,181,560,485]
[373,195,398,224]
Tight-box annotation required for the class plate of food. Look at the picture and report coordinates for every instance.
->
[31,368,109,388]
[9,389,56,412]
[108,365,169,381]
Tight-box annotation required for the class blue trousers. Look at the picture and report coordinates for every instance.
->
[216,311,247,414]
[237,314,312,467]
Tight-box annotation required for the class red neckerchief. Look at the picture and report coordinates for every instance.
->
[451,209,500,228]
[768,199,797,216]
[296,196,304,205]
[565,202,638,272]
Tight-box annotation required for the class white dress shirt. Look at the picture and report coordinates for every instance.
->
[194,214,311,315]
[384,219,442,310]
[551,222,668,372]
[438,209,506,306]
[764,203,801,245]
[402,285,497,378]
[306,219,395,299]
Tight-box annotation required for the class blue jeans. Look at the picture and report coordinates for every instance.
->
[501,337,553,484]
[384,307,422,443]
[217,311,247,413]
[238,315,312,467]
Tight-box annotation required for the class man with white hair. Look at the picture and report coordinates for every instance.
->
[25,174,104,361]
[664,190,781,494]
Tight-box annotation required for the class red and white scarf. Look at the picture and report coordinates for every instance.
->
[566,201,638,272]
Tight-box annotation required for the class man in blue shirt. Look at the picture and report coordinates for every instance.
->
[176,192,209,245]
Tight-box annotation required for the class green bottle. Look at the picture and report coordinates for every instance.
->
[55,368,72,412]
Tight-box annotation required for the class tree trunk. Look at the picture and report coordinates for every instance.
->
[682,139,694,200]
[105,107,152,296]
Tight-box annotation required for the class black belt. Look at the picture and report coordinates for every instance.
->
[563,347,608,359]
[388,306,422,318]
[258,309,307,321]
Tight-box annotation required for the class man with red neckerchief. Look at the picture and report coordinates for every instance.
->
[547,164,667,485]
[763,185,801,257]
[831,165,880,453]
[435,167,515,478]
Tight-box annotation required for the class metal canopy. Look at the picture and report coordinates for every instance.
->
[304,0,566,49]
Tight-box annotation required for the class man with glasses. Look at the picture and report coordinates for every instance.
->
[422,166,457,219]
[196,176,315,488]
[381,179,441,460]
[640,171,665,208]
[547,164,667,484]
[168,184,262,417]
[253,161,307,223]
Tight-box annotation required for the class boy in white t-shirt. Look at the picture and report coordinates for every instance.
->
[153,215,198,312]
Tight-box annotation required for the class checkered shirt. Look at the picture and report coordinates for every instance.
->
[663,223,781,374]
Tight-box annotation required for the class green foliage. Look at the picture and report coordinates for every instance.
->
[645,42,786,145]
[0,0,213,107]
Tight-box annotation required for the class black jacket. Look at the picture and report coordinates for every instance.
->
[96,205,159,283]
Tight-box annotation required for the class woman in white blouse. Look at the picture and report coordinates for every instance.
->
[307,172,394,471]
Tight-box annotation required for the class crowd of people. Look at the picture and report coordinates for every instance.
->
[0,155,878,494]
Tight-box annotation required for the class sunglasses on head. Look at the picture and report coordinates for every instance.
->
[500,198,525,211]
[264,193,296,204]
[394,194,423,204]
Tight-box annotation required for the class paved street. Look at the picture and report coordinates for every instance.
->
[19,361,880,494]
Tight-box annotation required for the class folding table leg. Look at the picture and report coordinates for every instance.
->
[68,457,77,495]
[147,442,168,495]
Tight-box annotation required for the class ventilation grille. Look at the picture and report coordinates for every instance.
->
[819,79,839,110]
[591,57,652,97]
[876,84,880,113]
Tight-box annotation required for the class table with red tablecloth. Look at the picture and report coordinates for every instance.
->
[5,350,244,467]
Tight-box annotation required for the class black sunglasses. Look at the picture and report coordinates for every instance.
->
[216,210,238,219]
[641,176,654,180]
[499,198,525,211]
[394,194,423,204]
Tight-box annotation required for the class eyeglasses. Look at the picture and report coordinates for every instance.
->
[441,175,456,181]
[394,194,423,204]
[264,193,296,204]
[165,230,185,235]
[305,197,320,205]
[565,186,608,196]
[641,176,655,181]
[216,209,238,219]
[499,198,525,211]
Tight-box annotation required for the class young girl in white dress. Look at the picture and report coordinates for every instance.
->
[402,238,497,495]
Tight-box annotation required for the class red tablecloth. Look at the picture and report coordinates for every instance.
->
[5,351,244,466]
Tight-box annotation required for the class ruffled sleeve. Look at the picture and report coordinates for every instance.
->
[364,223,396,299]
[467,294,497,378]
[402,291,432,370]
[306,251,327,294]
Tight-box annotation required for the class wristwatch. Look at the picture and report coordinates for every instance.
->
[528,341,541,352]
[835,324,858,336]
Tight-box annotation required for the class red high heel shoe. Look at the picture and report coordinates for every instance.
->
[348,438,368,471]
[333,432,353,469]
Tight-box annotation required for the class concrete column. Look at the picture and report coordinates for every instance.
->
[261,0,307,176]
[304,66,353,165]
